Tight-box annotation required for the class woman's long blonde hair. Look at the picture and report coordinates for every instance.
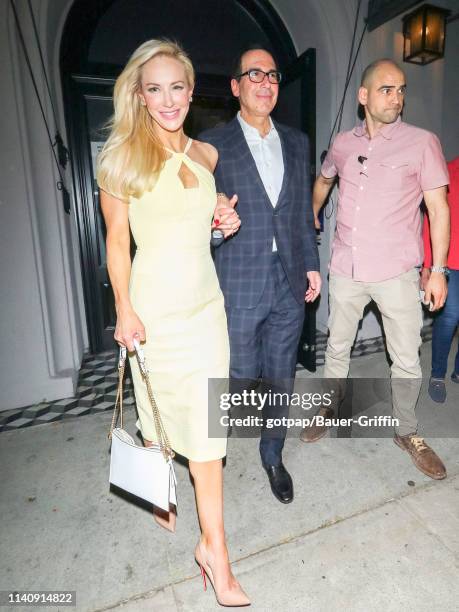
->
[97,39,195,200]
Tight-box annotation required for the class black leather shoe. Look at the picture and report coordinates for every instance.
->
[263,463,294,504]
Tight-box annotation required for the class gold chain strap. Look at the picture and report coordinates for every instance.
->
[108,361,125,439]
[108,345,174,461]
[142,369,174,461]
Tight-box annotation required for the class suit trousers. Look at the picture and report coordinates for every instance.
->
[325,268,423,436]
[226,253,305,466]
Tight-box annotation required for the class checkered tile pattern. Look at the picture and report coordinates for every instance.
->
[0,351,135,433]
[1,325,433,432]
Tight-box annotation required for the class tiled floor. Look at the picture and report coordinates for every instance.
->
[0,351,135,433]
[0,326,432,433]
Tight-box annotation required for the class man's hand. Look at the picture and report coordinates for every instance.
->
[305,271,321,302]
[420,267,431,290]
[424,271,447,311]
[313,174,335,229]
[212,194,240,238]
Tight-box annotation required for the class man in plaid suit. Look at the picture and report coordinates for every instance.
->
[201,47,320,503]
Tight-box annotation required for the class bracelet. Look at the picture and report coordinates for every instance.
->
[430,265,449,275]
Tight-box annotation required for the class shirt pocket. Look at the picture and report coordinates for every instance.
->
[377,160,411,190]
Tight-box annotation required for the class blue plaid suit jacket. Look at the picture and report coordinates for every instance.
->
[200,117,319,309]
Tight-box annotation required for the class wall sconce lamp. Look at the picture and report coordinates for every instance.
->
[403,3,450,65]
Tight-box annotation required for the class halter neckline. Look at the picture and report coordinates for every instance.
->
[165,138,193,155]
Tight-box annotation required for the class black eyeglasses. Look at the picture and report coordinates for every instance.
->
[235,69,282,84]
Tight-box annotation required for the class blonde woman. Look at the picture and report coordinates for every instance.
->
[98,40,249,607]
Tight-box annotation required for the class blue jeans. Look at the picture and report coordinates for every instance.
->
[431,269,459,378]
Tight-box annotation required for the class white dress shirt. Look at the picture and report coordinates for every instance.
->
[237,112,284,251]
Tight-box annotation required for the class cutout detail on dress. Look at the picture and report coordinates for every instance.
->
[177,161,199,190]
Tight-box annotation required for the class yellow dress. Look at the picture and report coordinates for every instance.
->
[127,139,229,462]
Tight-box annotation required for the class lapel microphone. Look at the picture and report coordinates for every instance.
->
[358,156,368,164]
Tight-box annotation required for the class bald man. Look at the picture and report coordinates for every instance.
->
[301,59,450,480]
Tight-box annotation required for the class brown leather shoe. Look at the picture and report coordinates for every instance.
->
[394,433,446,480]
[300,407,335,443]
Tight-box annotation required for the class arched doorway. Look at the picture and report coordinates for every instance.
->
[61,0,316,369]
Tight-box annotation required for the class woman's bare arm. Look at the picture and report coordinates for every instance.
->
[100,190,145,349]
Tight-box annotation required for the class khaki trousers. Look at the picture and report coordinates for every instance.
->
[325,269,423,436]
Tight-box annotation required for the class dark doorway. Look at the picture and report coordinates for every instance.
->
[61,0,316,369]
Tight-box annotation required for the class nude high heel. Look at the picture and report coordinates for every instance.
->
[195,540,250,607]
[153,504,176,533]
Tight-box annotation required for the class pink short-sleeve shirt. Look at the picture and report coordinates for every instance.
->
[321,117,449,282]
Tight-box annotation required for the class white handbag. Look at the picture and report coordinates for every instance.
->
[108,340,177,512]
